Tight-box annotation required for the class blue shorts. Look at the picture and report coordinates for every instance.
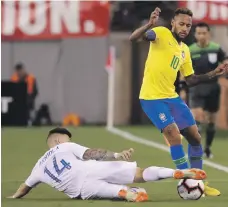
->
[140,97,195,130]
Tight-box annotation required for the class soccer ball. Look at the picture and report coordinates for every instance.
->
[177,179,204,200]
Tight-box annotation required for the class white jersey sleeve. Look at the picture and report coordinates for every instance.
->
[68,142,89,160]
[25,163,41,188]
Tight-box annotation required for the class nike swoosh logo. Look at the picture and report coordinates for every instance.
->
[169,42,174,47]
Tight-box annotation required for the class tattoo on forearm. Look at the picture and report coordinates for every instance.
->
[83,149,115,161]
[129,22,154,41]
[185,71,217,87]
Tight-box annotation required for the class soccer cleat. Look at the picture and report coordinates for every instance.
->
[173,168,207,180]
[204,148,214,159]
[204,182,221,196]
[118,189,148,202]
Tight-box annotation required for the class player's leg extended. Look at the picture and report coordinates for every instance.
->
[169,97,203,169]
[180,125,203,169]
[166,97,220,195]
[163,123,189,169]
[168,97,203,169]
[86,161,148,202]
[133,166,207,183]
[80,179,141,201]
[140,99,188,170]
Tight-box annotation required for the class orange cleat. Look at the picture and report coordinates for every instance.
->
[118,189,148,202]
[173,168,207,180]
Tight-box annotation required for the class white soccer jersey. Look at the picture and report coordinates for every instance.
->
[25,142,91,198]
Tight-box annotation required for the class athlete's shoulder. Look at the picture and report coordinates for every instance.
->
[209,41,221,50]
[38,147,59,166]
[152,26,171,34]
[60,142,78,147]
[188,43,198,52]
[181,43,190,53]
[59,142,73,146]
[59,142,85,150]
[57,142,75,150]
[151,26,171,42]
[153,26,170,31]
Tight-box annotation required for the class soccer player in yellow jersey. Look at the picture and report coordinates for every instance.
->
[130,7,228,197]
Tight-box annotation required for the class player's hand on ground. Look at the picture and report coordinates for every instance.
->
[215,63,228,76]
[116,148,134,161]
[149,7,161,25]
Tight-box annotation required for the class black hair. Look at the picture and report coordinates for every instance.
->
[47,127,72,141]
[195,22,210,31]
[15,63,24,71]
[173,8,193,18]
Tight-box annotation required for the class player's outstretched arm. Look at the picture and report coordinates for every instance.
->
[185,63,228,87]
[83,148,134,161]
[7,183,32,199]
[129,7,160,41]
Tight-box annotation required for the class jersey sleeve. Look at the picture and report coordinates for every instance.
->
[69,143,89,160]
[218,47,226,63]
[180,47,194,77]
[25,163,41,188]
[145,26,169,42]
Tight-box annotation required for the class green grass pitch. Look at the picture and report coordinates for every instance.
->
[2,126,228,207]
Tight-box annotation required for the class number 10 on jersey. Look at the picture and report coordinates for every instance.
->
[170,55,180,70]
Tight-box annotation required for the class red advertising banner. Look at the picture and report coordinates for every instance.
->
[1,0,110,41]
[178,1,228,25]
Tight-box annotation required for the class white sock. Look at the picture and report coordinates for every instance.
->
[142,166,175,182]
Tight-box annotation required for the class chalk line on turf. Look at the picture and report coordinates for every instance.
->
[107,127,228,173]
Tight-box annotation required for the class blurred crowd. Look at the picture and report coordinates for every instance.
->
[110,1,177,31]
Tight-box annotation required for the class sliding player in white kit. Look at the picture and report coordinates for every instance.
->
[8,128,207,202]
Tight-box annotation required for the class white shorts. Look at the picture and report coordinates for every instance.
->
[80,161,137,200]
[80,180,128,200]
[86,161,137,184]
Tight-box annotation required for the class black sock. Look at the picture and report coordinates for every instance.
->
[196,121,202,134]
[206,123,216,149]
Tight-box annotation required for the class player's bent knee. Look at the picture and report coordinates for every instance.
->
[192,127,202,144]
[208,113,216,124]
[133,167,145,183]
[189,134,201,146]
[193,131,201,143]
[163,124,182,146]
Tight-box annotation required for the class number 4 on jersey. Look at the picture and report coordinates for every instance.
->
[53,156,71,176]
[44,156,71,183]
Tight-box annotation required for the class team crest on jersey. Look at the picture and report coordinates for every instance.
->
[182,51,185,59]
[208,53,217,63]
[159,113,167,122]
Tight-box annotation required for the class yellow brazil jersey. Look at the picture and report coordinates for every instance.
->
[139,26,194,100]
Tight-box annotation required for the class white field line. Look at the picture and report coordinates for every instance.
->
[107,127,228,173]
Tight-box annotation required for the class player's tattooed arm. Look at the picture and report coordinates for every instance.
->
[83,149,116,161]
[185,63,228,87]
[7,183,32,199]
[129,7,161,41]
[185,71,218,86]
[83,148,134,161]
[129,22,154,41]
